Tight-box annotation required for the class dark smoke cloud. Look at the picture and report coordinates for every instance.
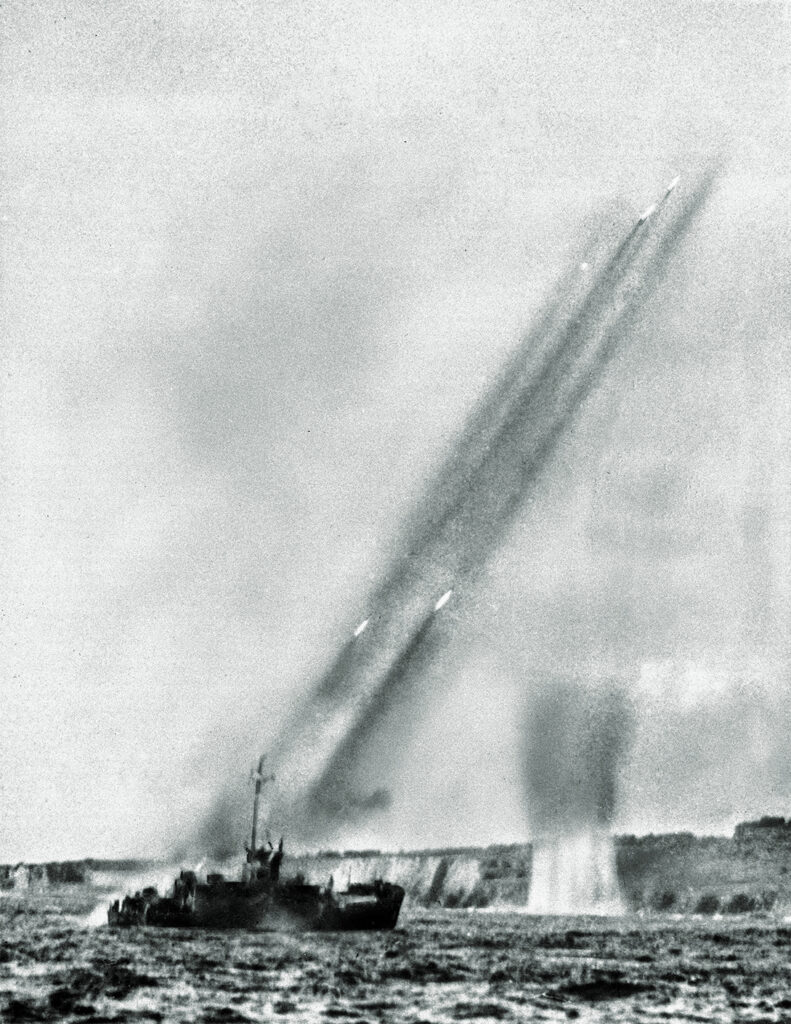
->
[307,786,393,822]
[521,677,635,836]
[183,781,249,862]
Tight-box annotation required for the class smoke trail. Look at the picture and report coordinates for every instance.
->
[261,222,631,774]
[387,207,625,555]
[193,160,722,853]
[297,165,721,827]
[284,167,716,823]
[265,212,650,806]
[300,608,443,834]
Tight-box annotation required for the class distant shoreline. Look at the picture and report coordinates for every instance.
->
[4,817,791,914]
[2,815,789,873]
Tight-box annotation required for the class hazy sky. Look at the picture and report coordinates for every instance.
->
[2,0,790,861]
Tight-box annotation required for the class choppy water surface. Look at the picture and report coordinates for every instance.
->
[3,894,791,1022]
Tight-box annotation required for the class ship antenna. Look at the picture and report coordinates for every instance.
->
[250,754,275,854]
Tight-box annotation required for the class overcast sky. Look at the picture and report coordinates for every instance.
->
[2,0,790,861]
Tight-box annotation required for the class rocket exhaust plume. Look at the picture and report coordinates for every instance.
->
[192,158,723,853]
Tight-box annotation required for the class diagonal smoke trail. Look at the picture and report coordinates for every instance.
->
[267,225,646,774]
[193,161,722,851]
[306,219,621,715]
[282,162,724,840]
[257,230,632,806]
[384,211,624,562]
[303,606,443,827]
[441,161,723,587]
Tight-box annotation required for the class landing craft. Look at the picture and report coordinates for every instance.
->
[108,758,405,931]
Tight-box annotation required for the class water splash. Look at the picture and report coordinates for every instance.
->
[527,830,624,915]
[81,894,120,929]
[78,868,180,928]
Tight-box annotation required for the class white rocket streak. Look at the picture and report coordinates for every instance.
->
[664,175,680,198]
[637,203,657,225]
[638,175,679,225]
[434,589,453,611]
[353,618,369,637]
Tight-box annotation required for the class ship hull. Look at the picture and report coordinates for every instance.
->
[108,878,405,932]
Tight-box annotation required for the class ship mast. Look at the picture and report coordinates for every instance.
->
[250,754,275,853]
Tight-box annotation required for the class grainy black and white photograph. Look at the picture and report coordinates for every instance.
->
[2,1,791,1021]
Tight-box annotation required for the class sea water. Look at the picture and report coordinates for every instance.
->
[1,890,790,1023]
